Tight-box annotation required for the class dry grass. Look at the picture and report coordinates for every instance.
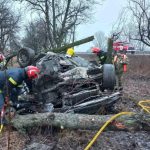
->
[0,128,27,150]
[126,55,150,78]
[122,55,150,100]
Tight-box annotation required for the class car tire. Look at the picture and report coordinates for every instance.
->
[102,64,116,90]
[17,47,35,67]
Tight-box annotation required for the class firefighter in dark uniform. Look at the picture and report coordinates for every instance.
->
[92,47,107,65]
[0,66,40,111]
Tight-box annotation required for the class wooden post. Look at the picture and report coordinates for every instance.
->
[106,38,113,64]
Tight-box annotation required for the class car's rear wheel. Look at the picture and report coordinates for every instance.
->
[17,47,35,67]
[102,64,116,90]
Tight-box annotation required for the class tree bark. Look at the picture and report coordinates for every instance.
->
[106,38,113,64]
[45,0,54,48]
[11,112,150,133]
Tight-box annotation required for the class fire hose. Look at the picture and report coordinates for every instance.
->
[84,100,150,150]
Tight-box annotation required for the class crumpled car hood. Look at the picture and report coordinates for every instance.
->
[59,67,88,80]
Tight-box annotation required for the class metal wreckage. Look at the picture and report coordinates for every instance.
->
[3,38,121,115]
[5,49,119,115]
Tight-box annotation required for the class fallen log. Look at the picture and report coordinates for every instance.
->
[11,112,150,133]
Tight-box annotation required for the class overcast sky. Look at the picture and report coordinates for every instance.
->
[75,0,128,52]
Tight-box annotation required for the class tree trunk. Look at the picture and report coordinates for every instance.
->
[52,36,94,53]
[106,38,113,64]
[45,0,54,48]
[11,113,150,133]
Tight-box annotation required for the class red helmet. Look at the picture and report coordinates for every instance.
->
[0,53,5,62]
[25,66,40,79]
[91,47,101,53]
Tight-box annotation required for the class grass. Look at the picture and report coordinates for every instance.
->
[126,55,150,78]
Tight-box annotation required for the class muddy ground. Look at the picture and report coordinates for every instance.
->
[0,55,150,150]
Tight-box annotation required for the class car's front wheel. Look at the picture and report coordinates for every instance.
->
[102,64,116,90]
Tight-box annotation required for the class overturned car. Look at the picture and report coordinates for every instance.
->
[11,48,120,114]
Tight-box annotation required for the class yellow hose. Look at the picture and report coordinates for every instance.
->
[84,112,133,150]
[0,124,3,133]
[84,99,150,150]
[0,107,4,133]
[138,100,150,113]
[0,117,4,133]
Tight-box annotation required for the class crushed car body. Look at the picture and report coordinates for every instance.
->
[5,47,121,114]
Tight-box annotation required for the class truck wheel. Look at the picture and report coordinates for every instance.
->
[17,47,35,67]
[102,64,116,90]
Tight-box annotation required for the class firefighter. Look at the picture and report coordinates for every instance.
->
[66,47,75,57]
[0,66,40,111]
[92,47,107,65]
[113,48,128,89]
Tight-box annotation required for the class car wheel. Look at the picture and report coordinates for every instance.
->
[17,47,35,67]
[102,64,116,90]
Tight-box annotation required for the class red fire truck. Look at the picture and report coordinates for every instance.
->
[113,41,135,54]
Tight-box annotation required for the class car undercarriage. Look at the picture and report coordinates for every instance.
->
[4,47,120,115]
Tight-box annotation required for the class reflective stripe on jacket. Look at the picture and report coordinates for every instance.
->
[0,68,26,89]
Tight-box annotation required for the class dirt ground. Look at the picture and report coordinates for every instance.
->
[0,55,150,150]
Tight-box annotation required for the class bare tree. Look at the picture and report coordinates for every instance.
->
[109,8,129,43]
[93,31,107,50]
[22,18,48,52]
[16,0,99,50]
[0,0,21,53]
[127,0,150,46]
